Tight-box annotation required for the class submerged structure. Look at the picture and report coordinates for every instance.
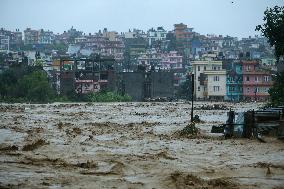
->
[212,106,284,140]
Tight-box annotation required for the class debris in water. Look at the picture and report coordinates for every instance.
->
[178,122,199,137]
[22,139,48,151]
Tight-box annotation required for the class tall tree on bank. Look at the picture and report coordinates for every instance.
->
[256,5,284,62]
[269,71,284,105]
[256,6,284,105]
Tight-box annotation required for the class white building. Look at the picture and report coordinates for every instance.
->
[38,29,54,44]
[74,37,87,44]
[147,27,167,47]
[137,49,161,71]
[0,35,9,51]
[124,29,147,39]
[124,32,137,39]
[192,57,226,100]
[67,44,81,55]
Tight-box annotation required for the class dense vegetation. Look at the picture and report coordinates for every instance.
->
[0,67,55,103]
[86,91,132,102]
[256,6,284,62]
[62,89,132,102]
[269,72,284,106]
[176,77,191,100]
[257,6,284,106]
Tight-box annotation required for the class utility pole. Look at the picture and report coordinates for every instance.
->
[191,73,194,122]
[254,86,257,102]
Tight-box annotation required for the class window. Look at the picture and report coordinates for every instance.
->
[228,77,233,82]
[264,76,269,82]
[246,65,251,71]
[198,66,200,71]
[254,87,259,93]
[204,66,206,71]
[247,87,250,93]
[229,86,235,92]
[213,86,220,92]
[213,76,219,81]
[255,76,259,82]
[198,87,200,91]
[246,76,250,81]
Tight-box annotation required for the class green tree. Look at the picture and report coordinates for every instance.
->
[17,71,54,103]
[269,72,284,105]
[176,80,190,99]
[256,6,284,105]
[33,59,44,67]
[0,69,17,97]
[176,75,193,100]
[256,6,284,62]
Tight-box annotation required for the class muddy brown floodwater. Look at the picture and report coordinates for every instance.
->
[0,102,283,189]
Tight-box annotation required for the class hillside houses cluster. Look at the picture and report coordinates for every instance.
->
[0,23,277,101]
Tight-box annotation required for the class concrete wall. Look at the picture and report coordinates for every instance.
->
[151,72,174,98]
[60,71,75,95]
[122,72,174,101]
[122,72,145,101]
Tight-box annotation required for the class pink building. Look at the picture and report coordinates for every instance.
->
[160,51,183,70]
[160,51,184,87]
[241,60,273,101]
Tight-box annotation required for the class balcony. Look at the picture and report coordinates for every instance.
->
[227,80,242,85]
[203,80,208,85]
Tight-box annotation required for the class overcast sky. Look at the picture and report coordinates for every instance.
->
[0,0,283,38]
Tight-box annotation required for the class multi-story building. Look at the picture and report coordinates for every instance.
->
[192,55,226,100]
[174,23,194,42]
[10,29,23,45]
[147,27,167,47]
[24,28,54,45]
[136,50,185,87]
[223,60,243,101]
[174,23,195,64]
[123,29,147,39]
[0,28,23,50]
[241,60,273,101]
[103,28,118,42]
[123,37,147,68]
[54,27,83,44]
[161,51,184,87]
[160,51,183,70]
[38,29,54,44]
[137,49,162,70]
[24,28,39,45]
[74,37,87,44]
[0,35,9,51]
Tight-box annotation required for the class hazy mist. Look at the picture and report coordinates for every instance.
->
[1,0,283,38]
